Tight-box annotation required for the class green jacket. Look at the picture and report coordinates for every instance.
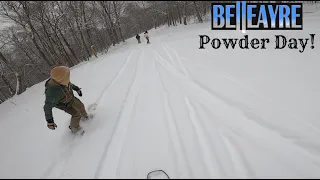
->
[43,78,80,121]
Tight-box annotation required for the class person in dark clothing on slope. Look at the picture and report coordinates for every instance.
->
[136,34,141,43]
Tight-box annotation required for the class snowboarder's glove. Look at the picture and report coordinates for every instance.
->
[47,119,57,130]
[76,89,82,97]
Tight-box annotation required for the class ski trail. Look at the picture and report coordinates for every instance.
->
[201,99,320,178]
[184,97,244,178]
[111,49,181,178]
[193,62,320,134]
[157,48,238,177]
[158,44,233,176]
[152,57,179,178]
[187,62,320,155]
[115,51,148,178]
[161,42,190,78]
[154,56,193,179]
[95,50,135,107]
[193,77,320,148]
[183,96,224,178]
[154,49,266,132]
[225,128,310,178]
[221,133,257,178]
[40,50,135,179]
[195,102,255,178]
[159,42,175,67]
[222,76,320,132]
[154,51,216,178]
[153,47,320,177]
[115,92,140,178]
[94,49,144,179]
[41,136,82,179]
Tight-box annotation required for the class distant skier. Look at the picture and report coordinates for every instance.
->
[144,31,150,44]
[136,34,141,43]
[43,66,92,134]
[91,45,98,58]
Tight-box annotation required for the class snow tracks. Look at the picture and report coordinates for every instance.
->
[42,42,320,179]
[150,42,320,178]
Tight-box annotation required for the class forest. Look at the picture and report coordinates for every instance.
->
[0,1,317,103]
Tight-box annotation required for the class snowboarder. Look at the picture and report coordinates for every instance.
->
[91,45,98,58]
[43,66,92,134]
[144,31,150,44]
[136,34,141,43]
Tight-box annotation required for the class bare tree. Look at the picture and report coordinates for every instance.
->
[184,1,188,25]
[0,1,212,103]
[193,1,203,23]
[0,51,21,95]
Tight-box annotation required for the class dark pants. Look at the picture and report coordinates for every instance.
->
[58,97,88,128]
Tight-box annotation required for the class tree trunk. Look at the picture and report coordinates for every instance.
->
[48,21,75,66]
[81,1,94,47]
[153,16,157,29]
[176,2,182,24]
[42,11,72,66]
[193,1,203,23]
[167,4,171,26]
[40,22,64,65]
[113,1,125,43]
[11,33,48,77]
[57,27,79,64]
[71,2,91,60]
[14,72,21,95]
[99,1,117,46]
[0,89,7,103]
[20,2,53,67]
[184,1,188,25]
[0,74,14,95]
[0,51,21,95]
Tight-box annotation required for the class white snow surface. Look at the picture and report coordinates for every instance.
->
[1,9,320,179]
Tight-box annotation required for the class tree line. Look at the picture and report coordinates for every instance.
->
[0,1,317,103]
[0,1,212,103]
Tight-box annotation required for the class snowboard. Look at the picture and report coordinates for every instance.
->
[147,170,170,179]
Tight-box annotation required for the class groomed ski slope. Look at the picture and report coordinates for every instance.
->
[1,10,320,179]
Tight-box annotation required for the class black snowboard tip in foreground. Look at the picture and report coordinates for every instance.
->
[147,170,170,179]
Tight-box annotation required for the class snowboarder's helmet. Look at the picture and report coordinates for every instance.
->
[50,66,70,86]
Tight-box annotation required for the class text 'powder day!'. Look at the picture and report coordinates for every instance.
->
[199,34,315,53]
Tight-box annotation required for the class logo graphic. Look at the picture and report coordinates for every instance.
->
[211,1,303,30]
